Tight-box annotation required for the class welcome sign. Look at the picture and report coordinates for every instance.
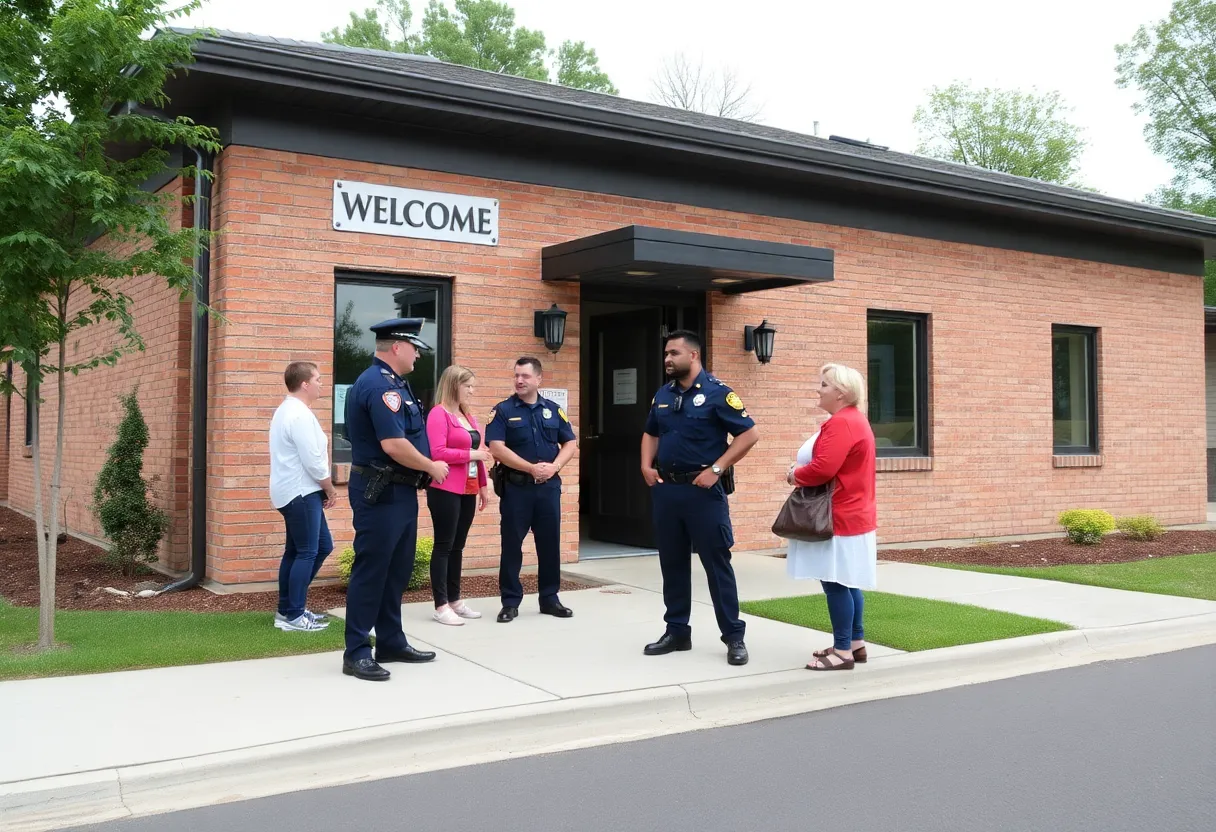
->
[332,180,499,246]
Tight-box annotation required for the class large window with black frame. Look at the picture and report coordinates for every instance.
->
[866,310,929,457]
[1051,325,1098,454]
[331,273,451,463]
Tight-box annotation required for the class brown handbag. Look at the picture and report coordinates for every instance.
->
[771,480,835,542]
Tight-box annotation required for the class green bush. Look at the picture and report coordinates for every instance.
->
[337,536,433,591]
[91,390,168,576]
[1116,515,1165,542]
[1057,509,1116,545]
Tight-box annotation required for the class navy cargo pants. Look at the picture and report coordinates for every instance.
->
[499,479,562,607]
[651,481,746,643]
[344,475,419,662]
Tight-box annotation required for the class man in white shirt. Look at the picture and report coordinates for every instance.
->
[269,361,339,632]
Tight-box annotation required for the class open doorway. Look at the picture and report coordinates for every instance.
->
[578,290,706,558]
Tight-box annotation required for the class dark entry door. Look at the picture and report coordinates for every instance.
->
[586,309,664,547]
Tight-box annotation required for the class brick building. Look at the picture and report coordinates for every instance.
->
[4,30,1215,588]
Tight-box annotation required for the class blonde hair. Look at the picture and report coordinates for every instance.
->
[821,363,868,415]
[437,364,476,415]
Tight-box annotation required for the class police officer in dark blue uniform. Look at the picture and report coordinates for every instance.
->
[640,330,760,666]
[342,318,450,681]
[485,356,578,623]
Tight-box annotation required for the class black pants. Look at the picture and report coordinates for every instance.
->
[426,487,477,606]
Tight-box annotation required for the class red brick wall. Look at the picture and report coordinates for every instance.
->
[190,145,1204,584]
[3,179,194,569]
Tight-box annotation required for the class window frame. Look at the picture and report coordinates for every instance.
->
[332,271,453,465]
[1051,324,1099,455]
[24,372,36,448]
[866,309,930,458]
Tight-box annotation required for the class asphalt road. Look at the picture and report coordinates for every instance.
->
[69,646,1216,832]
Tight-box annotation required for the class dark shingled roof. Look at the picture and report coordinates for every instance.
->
[171,29,1216,249]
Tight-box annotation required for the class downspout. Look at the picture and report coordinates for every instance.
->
[161,147,214,593]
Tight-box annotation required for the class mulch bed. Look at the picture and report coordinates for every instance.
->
[0,506,590,613]
[879,530,1216,568]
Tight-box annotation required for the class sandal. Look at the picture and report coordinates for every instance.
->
[812,645,867,663]
[806,652,855,671]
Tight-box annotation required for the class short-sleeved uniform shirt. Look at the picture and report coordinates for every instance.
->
[485,394,576,473]
[344,357,430,468]
[644,369,755,472]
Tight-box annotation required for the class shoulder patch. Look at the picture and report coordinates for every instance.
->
[488,408,496,422]
[725,392,744,411]
[558,407,568,423]
[382,391,402,413]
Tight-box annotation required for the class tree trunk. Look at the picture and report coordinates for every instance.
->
[32,374,52,649]
[44,327,67,646]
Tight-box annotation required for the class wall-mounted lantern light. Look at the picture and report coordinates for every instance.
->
[534,303,568,353]
[743,319,776,364]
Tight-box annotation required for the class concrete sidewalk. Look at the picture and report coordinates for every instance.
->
[4,556,1216,832]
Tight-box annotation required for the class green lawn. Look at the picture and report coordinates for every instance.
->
[740,591,1071,652]
[0,600,345,680]
[934,552,1216,602]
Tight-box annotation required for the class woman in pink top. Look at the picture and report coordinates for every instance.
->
[426,365,492,626]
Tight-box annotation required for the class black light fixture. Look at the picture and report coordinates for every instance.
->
[534,303,568,353]
[743,319,776,364]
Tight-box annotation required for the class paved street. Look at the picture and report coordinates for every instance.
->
[67,645,1216,832]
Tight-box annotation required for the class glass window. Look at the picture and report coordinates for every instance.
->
[332,274,450,463]
[866,311,928,456]
[1052,326,1098,453]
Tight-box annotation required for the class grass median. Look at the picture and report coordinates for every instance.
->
[0,600,345,680]
[740,591,1071,652]
[934,552,1216,601]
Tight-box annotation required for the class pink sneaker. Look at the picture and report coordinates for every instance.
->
[450,600,482,620]
[433,605,464,626]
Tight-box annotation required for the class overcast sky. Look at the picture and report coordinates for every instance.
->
[181,0,1175,203]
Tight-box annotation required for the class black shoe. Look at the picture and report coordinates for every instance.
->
[497,606,519,623]
[343,657,390,681]
[727,640,749,666]
[539,601,573,618]
[375,645,436,664]
[644,632,692,655]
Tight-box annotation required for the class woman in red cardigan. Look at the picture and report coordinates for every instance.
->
[787,363,877,671]
[426,365,492,626]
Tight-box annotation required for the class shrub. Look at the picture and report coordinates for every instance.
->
[1116,515,1165,542]
[337,536,434,591]
[91,390,168,576]
[1057,509,1116,545]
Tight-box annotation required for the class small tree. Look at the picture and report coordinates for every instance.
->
[651,53,763,121]
[92,389,168,577]
[0,1,220,648]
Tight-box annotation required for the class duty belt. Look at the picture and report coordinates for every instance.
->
[350,464,431,489]
[659,468,706,484]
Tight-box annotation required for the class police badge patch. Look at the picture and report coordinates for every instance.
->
[542,408,552,419]
[692,393,706,407]
[726,392,744,410]
[382,391,402,412]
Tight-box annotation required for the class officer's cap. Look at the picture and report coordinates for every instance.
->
[370,318,433,353]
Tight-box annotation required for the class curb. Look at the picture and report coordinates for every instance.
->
[5,613,1216,831]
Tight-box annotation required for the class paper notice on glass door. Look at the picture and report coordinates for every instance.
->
[613,368,637,405]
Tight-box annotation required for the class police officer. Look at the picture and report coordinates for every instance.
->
[485,356,577,623]
[342,318,450,681]
[640,330,760,666]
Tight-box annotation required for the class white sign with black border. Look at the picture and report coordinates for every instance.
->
[332,180,499,246]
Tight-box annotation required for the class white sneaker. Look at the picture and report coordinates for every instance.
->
[276,613,328,632]
[450,601,482,620]
[433,606,465,626]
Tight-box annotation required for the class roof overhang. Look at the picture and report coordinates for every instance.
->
[541,226,833,295]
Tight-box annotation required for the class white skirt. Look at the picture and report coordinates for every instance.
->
[784,433,878,590]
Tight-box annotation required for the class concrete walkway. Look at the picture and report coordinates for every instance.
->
[4,555,1216,831]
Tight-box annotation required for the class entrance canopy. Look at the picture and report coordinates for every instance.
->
[541,226,833,295]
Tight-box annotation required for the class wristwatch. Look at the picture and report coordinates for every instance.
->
[710,464,723,475]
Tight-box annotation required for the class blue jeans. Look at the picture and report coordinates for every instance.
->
[277,490,333,619]
[820,581,864,652]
